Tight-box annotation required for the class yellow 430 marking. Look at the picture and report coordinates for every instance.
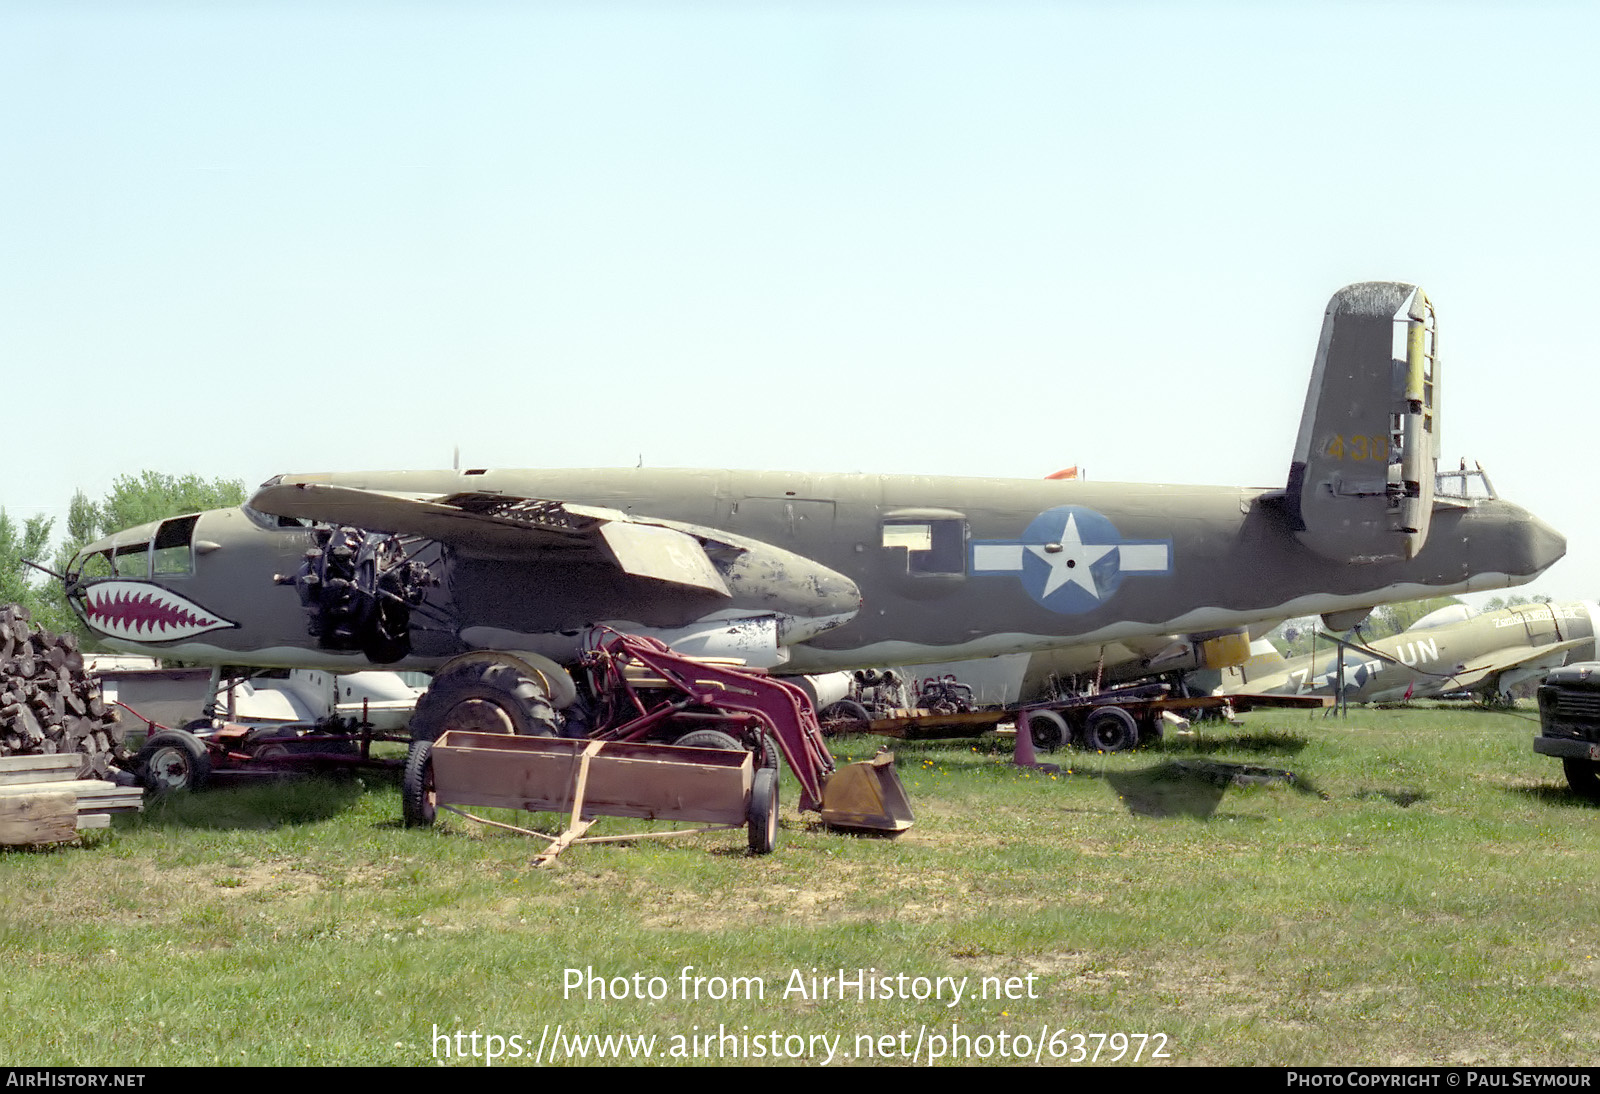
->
[1324,434,1389,461]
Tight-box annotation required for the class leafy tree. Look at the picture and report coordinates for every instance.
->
[1269,616,1321,658]
[1479,593,1552,612]
[84,472,246,543]
[0,508,69,631]
[1365,596,1465,640]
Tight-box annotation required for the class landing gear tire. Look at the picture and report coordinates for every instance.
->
[1083,706,1140,752]
[136,730,212,793]
[401,739,437,827]
[1562,757,1600,802]
[409,655,561,742]
[747,766,779,855]
[1024,709,1069,752]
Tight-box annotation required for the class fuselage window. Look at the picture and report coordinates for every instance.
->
[882,519,966,575]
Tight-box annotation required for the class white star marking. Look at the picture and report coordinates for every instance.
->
[1026,514,1114,599]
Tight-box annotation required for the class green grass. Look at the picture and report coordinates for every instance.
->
[3,704,1597,1066]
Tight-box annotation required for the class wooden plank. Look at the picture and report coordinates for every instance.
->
[67,779,139,797]
[533,818,595,868]
[76,814,112,830]
[0,788,78,845]
[0,761,143,813]
[1224,693,1335,712]
[0,754,80,783]
[18,778,126,798]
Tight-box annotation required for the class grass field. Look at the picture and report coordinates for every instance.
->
[3,703,1597,1067]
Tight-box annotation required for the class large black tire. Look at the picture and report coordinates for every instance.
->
[747,766,778,854]
[1024,709,1069,752]
[672,727,781,773]
[401,739,437,827]
[671,729,744,751]
[409,656,560,742]
[1563,757,1600,802]
[1083,705,1140,752]
[136,730,212,793]
[757,731,781,771]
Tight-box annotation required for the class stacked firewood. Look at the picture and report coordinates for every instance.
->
[0,605,128,777]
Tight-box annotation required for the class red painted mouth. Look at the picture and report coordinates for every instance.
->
[80,581,236,642]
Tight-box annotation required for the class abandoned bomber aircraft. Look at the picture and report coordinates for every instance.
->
[63,283,1564,749]
[1214,600,1600,705]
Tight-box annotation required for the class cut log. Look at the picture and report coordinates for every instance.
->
[0,609,129,778]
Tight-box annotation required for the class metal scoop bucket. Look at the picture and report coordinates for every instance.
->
[819,752,915,833]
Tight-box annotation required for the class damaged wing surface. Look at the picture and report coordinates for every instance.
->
[249,482,732,596]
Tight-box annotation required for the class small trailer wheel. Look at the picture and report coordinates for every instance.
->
[136,730,212,793]
[1083,706,1140,752]
[747,767,779,854]
[401,739,437,828]
[1024,709,1069,752]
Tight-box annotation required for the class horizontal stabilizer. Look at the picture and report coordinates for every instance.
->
[1286,282,1439,563]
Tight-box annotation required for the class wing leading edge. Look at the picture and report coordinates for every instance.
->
[249,482,732,596]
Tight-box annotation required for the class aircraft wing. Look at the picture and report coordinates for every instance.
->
[1445,638,1590,692]
[249,482,732,596]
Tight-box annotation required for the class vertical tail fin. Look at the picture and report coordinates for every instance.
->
[1285,282,1439,562]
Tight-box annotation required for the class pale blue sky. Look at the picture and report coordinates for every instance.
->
[5,1,1596,602]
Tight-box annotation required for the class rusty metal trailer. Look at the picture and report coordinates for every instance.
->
[407,731,780,863]
[843,686,1328,754]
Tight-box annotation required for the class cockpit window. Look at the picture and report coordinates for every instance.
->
[241,504,311,530]
[153,515,199,575]
[1436,466,1496,501]
[112,542,149,578]
[77,551,114,580]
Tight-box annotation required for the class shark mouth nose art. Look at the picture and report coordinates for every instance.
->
[80,581,237,642]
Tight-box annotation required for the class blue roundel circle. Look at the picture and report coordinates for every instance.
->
[1017,506,1130,613]
[968,505,1173,616]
